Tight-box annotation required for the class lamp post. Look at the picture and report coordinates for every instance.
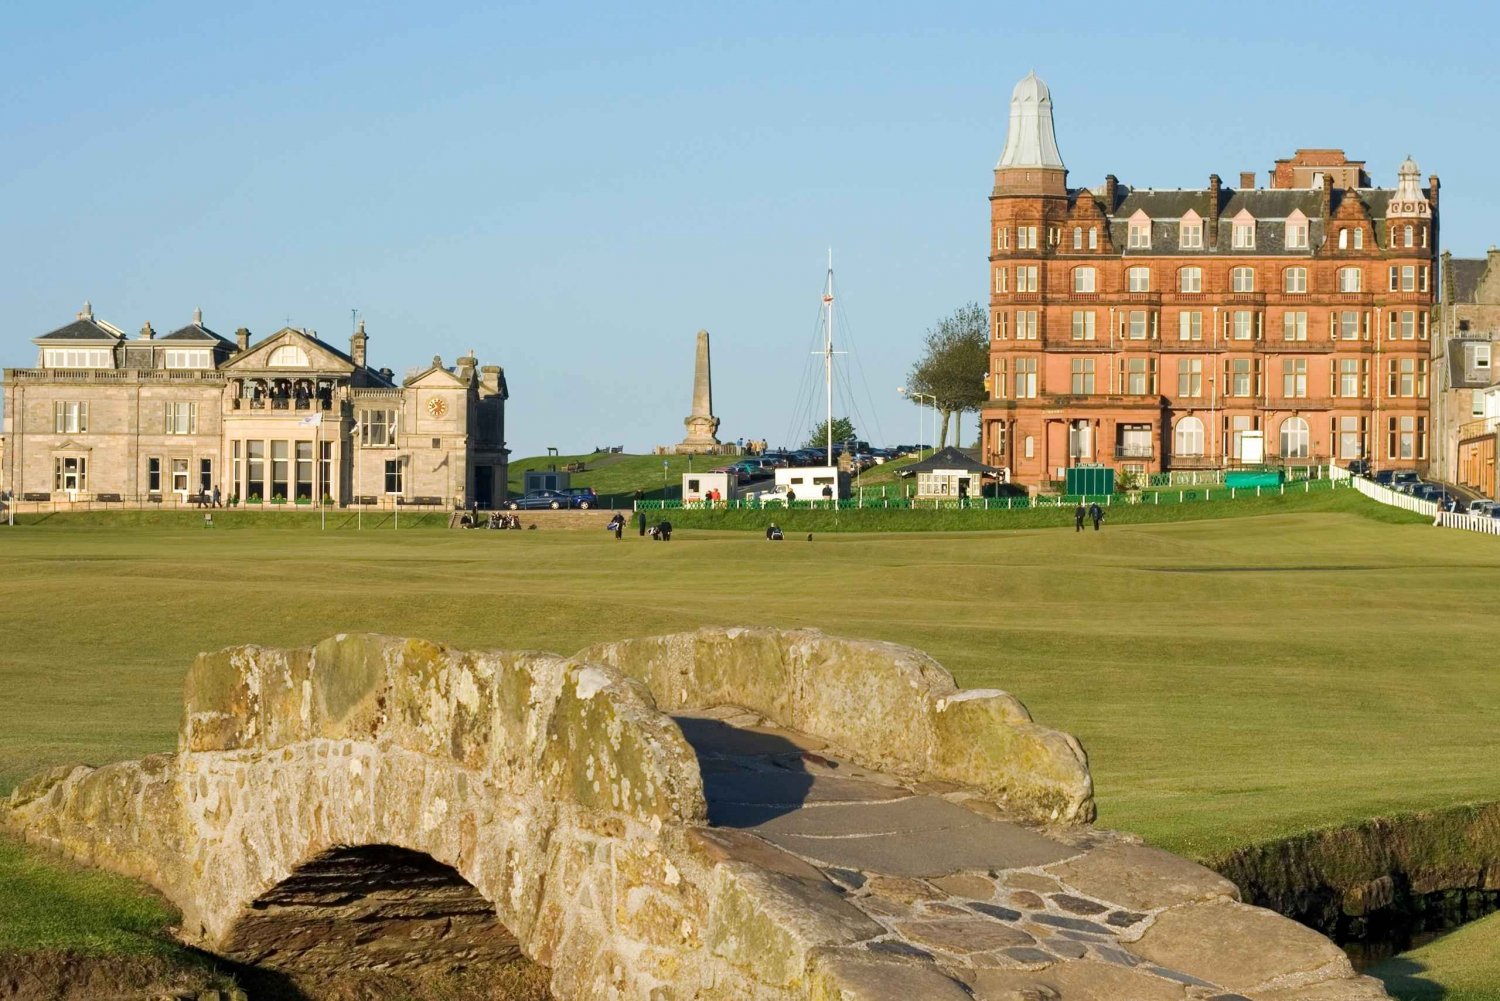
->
[898,387,938,452]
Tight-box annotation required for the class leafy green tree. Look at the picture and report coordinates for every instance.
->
[906,303,988,447]
[805,416,857,452]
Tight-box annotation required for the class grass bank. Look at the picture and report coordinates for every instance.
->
[1370,911,1500,1001]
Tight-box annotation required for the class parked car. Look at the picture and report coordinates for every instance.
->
[506,489,576,510]
[1468,499,1499,516]
[1390,471,1421,492]
[1345,459,1371,477]
[565,487,598,509]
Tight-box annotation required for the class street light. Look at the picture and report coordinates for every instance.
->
[898,387,937,452]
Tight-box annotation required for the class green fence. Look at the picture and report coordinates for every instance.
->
[635,477,1348,512]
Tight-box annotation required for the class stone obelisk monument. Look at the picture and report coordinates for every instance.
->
[676,329,722,453]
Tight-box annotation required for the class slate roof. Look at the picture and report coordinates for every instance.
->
[898,446,1004,476]
[161,323,235,347]
[1095,186,1411,257]
[1448,258,1488,304]
[33,318,124,342]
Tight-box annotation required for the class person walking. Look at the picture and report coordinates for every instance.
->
[212,484,222,508]
[636,510,647,536]
[611,513,624,539]
[821,484,833,507]
[1089,502,1104,532]
[1074,503,1086,532]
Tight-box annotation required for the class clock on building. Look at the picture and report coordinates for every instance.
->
[426,397,449,418]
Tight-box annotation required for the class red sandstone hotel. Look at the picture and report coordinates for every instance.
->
[979,73,1438,489]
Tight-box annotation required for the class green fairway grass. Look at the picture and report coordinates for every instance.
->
[1370,913,1500,1001]
[2,494,1499,996]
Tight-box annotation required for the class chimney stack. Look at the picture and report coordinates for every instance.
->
[193,306,203,326]
[1239,171,1255,189]
[1103,174,1118,212]
[1208,174,1222,249]
[350,319,368,369]
[235,327,250,352]
[139,321,154,340]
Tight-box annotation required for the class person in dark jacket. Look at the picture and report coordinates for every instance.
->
[659,519,673,541]
[1074,503,1086,532]
[636,510,647,536]
[1088,502,1104,531]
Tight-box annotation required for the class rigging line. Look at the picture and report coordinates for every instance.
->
[783,299,827,449]
[829,285,887,448]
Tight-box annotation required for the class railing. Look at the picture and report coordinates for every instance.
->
[1347,474,1438,517]
[1458,417,1500,441]
[1114,445,1154,459]
[5,368,225,384]
[1436,511,1500,536]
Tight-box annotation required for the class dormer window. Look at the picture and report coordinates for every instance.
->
[1073,227,1082,249]
[165,349,212,369]
[1231,210,1256,249]
[1353,228,1364,249]
[1127,211,1151,249]
[1285,210,1309,250]
[1088,226,1098,250]
[1179,210,1203,249]
[1339,229,1348,249]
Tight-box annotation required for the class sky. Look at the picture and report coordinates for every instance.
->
[4,1,1500,458]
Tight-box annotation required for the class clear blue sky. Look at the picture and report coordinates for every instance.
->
[4,1,1497,458]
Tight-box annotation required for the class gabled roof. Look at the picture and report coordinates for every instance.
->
[1449,258,1489,304]
[898,447,1004,477]
[34,317,124,343]
[221,326,394,387]
[161,323,234,347]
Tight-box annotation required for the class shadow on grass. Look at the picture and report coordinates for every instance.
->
[1370,956,1447,1000]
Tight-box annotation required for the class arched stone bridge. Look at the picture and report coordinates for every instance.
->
[2,629,1390,1000]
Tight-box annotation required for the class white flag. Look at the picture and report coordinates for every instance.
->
[298,413,323,428]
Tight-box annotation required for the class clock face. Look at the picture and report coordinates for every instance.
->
[426,397,449,418]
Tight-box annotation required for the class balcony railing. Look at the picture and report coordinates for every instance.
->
[1459,417,1500,440]
[1114,444,1155,459]
[230,398,334,413]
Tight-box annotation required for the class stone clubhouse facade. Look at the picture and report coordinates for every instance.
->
[0,304,509,509]
[981,73,1439,489]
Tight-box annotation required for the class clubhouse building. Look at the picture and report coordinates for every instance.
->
[981,73,1438,488]
[0,305,509,509]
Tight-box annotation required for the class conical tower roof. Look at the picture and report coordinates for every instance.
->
[996,71,1065,170]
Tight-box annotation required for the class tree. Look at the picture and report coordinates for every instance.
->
[905,303,988,447]
[805,416,857,453]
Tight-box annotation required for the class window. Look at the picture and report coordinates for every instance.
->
[1068,420,1092,459]
[1178,358,1203,398]
[1337,416,1366,460]
[1404,224,1414,248]
[1279,417,1310,459]
[148,456,162,493]
[1072,227,1082,249]
[1230,416,1256,460]
[1229,358,1253,397]
[1421,265,1429,292]
[360,409,398,446]
[271,440,289,500]
[1339,311,1361,340]
[1353,228,1364,249]
[1338,229,1349,250]
[1286,220,1309,249]
[1476,344,1492,370]
[1071,311,1096,340]
[1070,358,1095,395]
[384,458,404,494]
[1014,358,1037,398]
[1283,311,1308,341]
[1017,226,1038,249]
[1387,358,1428,398]
[1180,218,1203,249]
[996,227,1008,250]
[165,349,212,369]
[1231,310,1254,340]
[991,359,1007,398]
[1127,310,1149,339]
[1337,267,1362,292]
[246,441,265,499]
[296,441,314,501]
[43,348,112,368]
[1282,358,1307,398]
[1124,357,1155,395]
[993,268,1007,293]
[53,401,88,433]
[1088,227,1098,250]
[53,456,87,492]
[1337,358,1365,398]
[1047,226,1060,246]
[320,441,333,499]
[1231,267,1255,293]
[1174,416,1204,457]
[268,344,309,367]
[1391,311,1417,340]
[1179,311,1203,341]
[1016,265,1038,292]
[1015,311,1038,340]
[1073,267,1096,293]
[1388,415,1426,460]
[1401,265,1416,292]
[1232,220,1256,249]
[172,458,190,495]
[165,402,197,435]
[1179,267,1202,293]
[232,441,241,498]
[993,312,1007,340]
[200,458,213,494]
[1128,220,1151,249]
[1285,267,1307,293]
[1024,435,1035,459]
[1128,267,1150,292]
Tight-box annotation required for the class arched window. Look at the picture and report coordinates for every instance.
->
[269,344,309,367]
[1403,224,1414,248]
[1073,226,1082,249]
[1338,267,1362,293]
[1338,229,1349,249]
[1353,228,1364,249]
[1279,416,1310,459]
[1073,266,1096,293]
[1174,416,1204,458]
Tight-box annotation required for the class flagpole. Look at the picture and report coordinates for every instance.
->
[356,419,362,531]
[317,416,325,531]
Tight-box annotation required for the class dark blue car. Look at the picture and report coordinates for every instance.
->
[506,489,575,510]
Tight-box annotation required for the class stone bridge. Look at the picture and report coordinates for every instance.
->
[2,629,1391,1000]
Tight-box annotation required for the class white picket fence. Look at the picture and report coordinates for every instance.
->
[1347,474,1439,517]
[1436,511,1500,536]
